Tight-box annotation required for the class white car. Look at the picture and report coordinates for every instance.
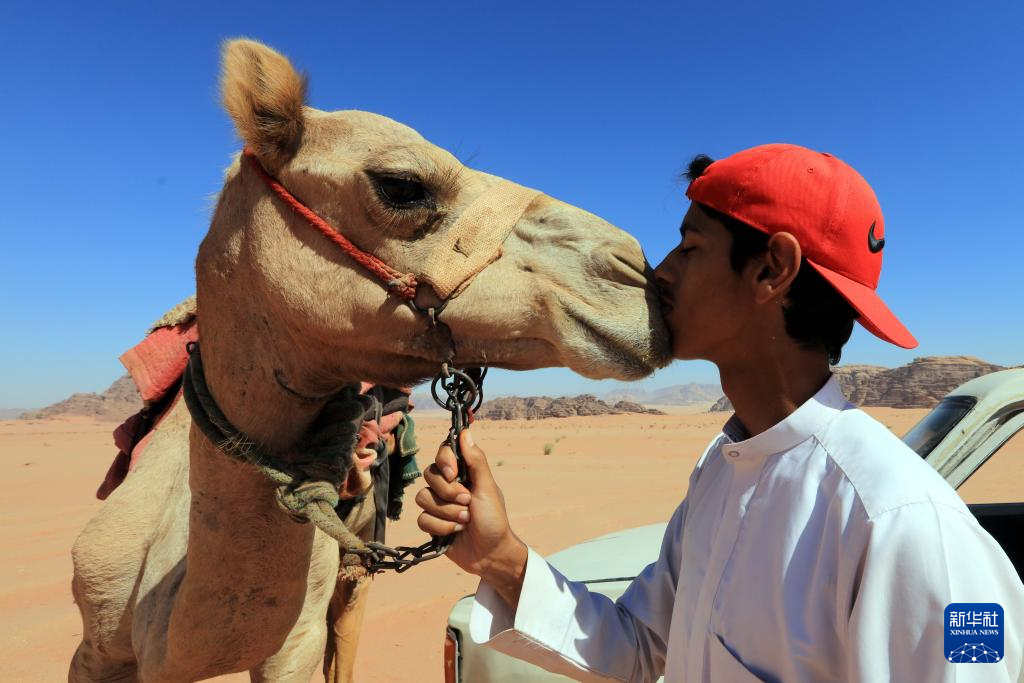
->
[444,369,1024,682]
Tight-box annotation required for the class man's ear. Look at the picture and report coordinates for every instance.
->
[221,38,307,169]
[752,232,802,305]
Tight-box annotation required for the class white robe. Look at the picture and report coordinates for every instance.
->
[470,377,1024,681]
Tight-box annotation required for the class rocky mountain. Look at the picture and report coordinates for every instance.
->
[0,408,29,420]
[708,395,733,413]
[18,355,1007,421]
[414,382,722,412]
[709,356,1007,412]
[837,357,1006,407]
[476,394,665,420]
[603,382,722,405]
[19,375,142,421]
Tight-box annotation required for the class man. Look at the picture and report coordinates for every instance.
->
[415,144,1024,681]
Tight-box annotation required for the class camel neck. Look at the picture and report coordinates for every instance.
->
[161,307,342,675]
[196,314,330,455]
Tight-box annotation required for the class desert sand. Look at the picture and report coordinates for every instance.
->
[1,408,1020,681]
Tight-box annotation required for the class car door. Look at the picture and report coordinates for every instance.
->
[913,398,1024,579]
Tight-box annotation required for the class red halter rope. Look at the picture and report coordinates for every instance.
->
[242,148,419,301]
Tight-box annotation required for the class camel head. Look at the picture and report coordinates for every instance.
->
[197,39,671,395]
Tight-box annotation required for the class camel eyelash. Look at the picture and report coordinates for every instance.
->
[365,188,443,239]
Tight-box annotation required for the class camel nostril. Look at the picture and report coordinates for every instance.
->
[604,242,649,288]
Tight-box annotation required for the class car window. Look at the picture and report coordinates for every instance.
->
[957,419,1024,505]
[903,396,977,458]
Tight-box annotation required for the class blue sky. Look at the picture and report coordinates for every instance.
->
[1,1,1022,408]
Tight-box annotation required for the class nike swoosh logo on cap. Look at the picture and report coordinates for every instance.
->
[868,221,885,253]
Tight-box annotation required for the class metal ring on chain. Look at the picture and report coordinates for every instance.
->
[430,366,480,413]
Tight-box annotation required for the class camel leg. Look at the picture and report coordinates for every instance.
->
[322,479,378,682]
[68,638,138,683]
[323,571,372,683]
[249,620,328,683]
[69,525,143,683]
[248,530,339,683]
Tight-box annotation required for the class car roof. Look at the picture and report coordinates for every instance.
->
[947,368,1024,405]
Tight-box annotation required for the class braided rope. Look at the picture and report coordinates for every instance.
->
[180,342,373,561]
[242,148,419,300]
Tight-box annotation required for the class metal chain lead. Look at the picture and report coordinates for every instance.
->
[365,359,486,574]
[432,363,487,552]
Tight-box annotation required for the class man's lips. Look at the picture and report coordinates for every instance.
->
[659,291,674,312]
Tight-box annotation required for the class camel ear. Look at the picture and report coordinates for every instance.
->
[221,39,307,167]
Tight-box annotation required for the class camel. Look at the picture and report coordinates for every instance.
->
[69,38,670,682]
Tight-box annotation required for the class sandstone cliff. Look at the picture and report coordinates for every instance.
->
[20,375,142,421]
[603,383,722,405]
[709,356,1007,412]
[477,394,665,420]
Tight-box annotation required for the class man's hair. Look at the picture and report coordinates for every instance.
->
[684,155,857,365]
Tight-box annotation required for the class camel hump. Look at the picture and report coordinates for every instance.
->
[148,294,196,333]
[220,38,307,168]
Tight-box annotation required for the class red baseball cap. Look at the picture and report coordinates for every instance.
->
[686,143,917,349]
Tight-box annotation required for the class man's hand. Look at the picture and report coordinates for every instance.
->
[415,430,528,609]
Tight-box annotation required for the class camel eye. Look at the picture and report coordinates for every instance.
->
[370,173,428,208]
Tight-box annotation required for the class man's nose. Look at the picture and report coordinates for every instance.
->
[653,257,673,289]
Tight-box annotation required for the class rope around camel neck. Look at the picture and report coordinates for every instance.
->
[180,342,373,565]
